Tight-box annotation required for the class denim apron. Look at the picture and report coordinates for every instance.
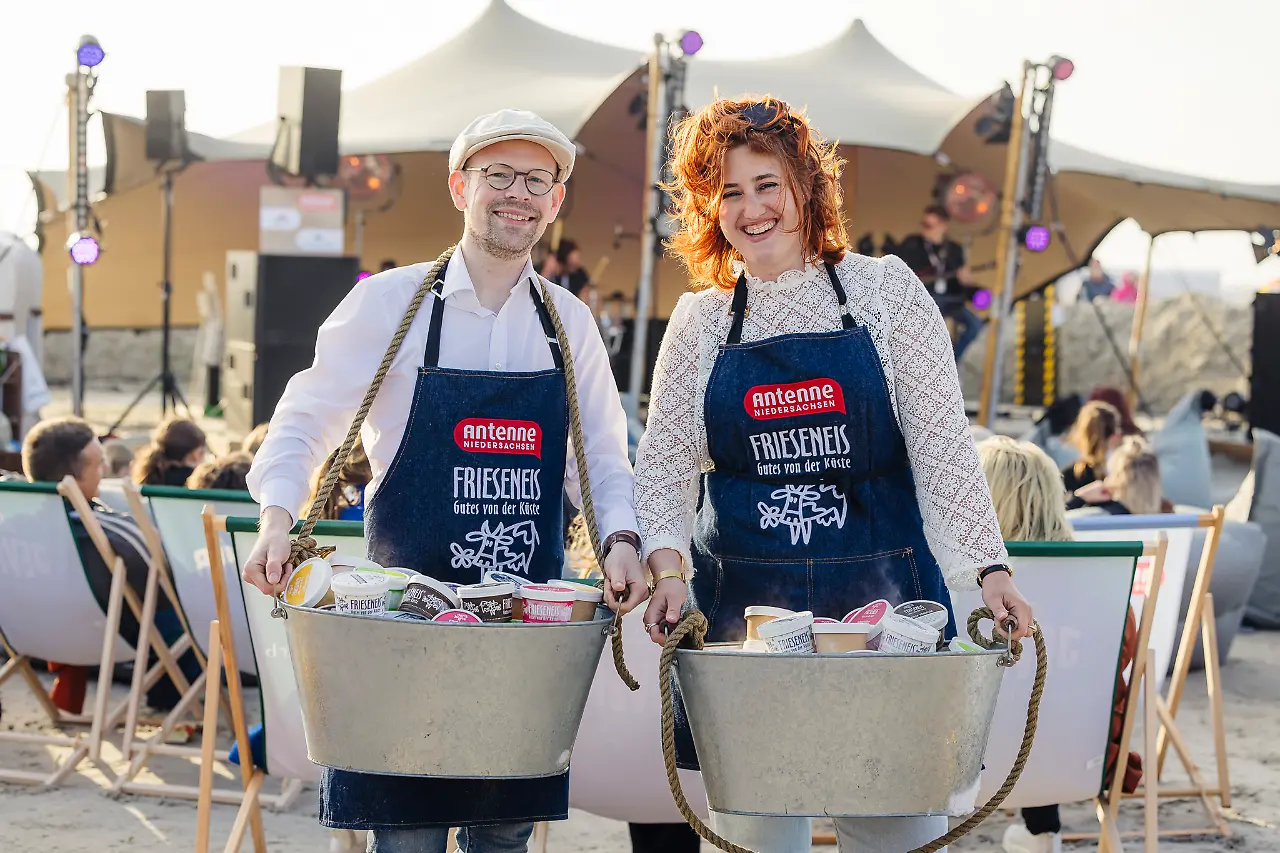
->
[674,262,956,770]
[320,264,571,829]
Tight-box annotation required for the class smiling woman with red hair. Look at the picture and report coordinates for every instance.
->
[632,96,1034,853]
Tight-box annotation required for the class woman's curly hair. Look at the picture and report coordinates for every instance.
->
[661,95,850,290]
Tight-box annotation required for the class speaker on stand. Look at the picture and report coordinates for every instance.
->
[108,90,191,435]
[1250,291,1280,436]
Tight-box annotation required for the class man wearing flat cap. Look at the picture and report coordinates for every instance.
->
[243,110,652,852]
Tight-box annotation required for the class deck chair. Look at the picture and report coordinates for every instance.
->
[952,539,1165,853]
[1071,508,1231,839]
[0,479,131,785]
[199,513,550,853]
[195,512,366,853]
[106,483,260,800]
[570,606,710,824]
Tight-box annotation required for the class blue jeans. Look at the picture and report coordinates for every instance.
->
[947,304,983,362]
[709,811,948,853]
[367,823,534,853]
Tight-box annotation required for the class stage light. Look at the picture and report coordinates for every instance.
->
[68,233,100,265]
[357,270,373,281]
[1049,55,1074,81]
[679,30,704,56]
[77,35,104,68]
[972,289,993,311]
[1022,225,1051,252]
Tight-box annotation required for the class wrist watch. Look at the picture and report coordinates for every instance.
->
[601,530,641,558]
[651,568,686,586]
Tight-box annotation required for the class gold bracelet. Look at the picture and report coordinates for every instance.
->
[651,568,686,585]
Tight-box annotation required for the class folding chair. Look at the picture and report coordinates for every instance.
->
[106,482,259,800]
[1072,507,1232,838]
[0,479,129,785]
[951,538,1165,853]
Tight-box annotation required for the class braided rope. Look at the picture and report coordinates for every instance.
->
[537,279,639,692]
[657,607,1048,853]
[276,246,456,602]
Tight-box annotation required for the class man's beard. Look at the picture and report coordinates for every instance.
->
[467,201,542,261]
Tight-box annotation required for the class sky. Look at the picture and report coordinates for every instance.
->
[2,0,1278,294]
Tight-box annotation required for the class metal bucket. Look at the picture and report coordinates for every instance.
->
[280,603,612,777]
[675,646,1007,817]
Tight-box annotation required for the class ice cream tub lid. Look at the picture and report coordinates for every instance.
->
[283,557,333,608]
[843,599,891,626]
[549,579,604,602]
[744,606,796,620]
[330,570,394,597]
[755,610,814,640]
[520,584,576,603]
[893,600,949,632]
[433,609,483,623]
[458,581,516,597]
[404,577,462,609]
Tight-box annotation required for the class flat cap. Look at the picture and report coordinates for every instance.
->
[449,109,576,182]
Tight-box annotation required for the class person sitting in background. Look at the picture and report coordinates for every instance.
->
[304,437,372,521]
[1068,435,1172,516]
[132,418,208,487]
[1078,258,1115,302]
[242,422,270,457]
[102,440,134,479]
[976,435,1142,853]
[1111,271,1139,303]
[1061,400,1123,493]
[187,452,253,491]
[22,417,196,713]
[1086,386,1142,436]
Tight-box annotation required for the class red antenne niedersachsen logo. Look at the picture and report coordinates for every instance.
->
[744,378,846,421]
[454,418,542,458]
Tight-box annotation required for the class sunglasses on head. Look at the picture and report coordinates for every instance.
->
[741,99,793,132]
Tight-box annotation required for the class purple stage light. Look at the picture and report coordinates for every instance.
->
[1023,225,1051,253]
[69,235,100,265]
[972,289,993,311]
[357,270,373,281]
[77,37,104,68]
[679,30,703,55]
[1050,56,1074,81]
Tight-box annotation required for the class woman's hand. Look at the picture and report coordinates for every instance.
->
[979,571,1034,643]
[1074,479,1112,505]
[643,578,687,645]
[602,543,648,615]
[242,506,295,596]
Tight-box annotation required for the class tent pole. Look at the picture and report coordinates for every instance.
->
[1127,233,1157,412]
[979,63,1033,428]
[626,34,669,420]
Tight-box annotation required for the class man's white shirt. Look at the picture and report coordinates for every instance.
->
[248,247,638,539]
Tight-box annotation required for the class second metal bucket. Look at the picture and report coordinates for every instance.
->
[675,646,1007,817]
[281,603,612,778]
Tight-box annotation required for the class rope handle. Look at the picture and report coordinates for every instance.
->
[658,607,1047,853]
[536,280,638,691]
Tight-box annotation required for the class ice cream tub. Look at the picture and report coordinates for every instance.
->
[893,600,950,633]
[283,557,334,609]
[350,567,411,610]
[842,599,891,649]
[744,605,796,641]
[485,571,534,621]
[878,614,940,655]
[331,571,393,617]
[458,582,516,622]
[812,621,874,654]
[550,580,605,622]
[756,610,815,654]
[400,577,463,620]
[521,585,575,624]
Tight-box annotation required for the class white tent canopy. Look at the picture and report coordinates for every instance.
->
[684,19,981,156]
[231,0,644,155]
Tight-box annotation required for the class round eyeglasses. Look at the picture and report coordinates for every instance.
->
[462,163,558,196]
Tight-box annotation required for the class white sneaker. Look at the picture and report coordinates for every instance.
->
[1002,822,1062,853]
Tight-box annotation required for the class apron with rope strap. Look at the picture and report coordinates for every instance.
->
[278,247,638,830]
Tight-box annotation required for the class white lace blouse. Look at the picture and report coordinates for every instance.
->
[632,252,1007,591]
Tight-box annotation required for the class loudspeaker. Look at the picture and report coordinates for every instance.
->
[222,251,360,435]
[145,90,187,162]
[272,66,342,179]
[1251,292,1280,435]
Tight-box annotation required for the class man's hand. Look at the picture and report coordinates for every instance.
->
[643,578,687,645]
[242,506,295,596]
[601,543,648,615]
